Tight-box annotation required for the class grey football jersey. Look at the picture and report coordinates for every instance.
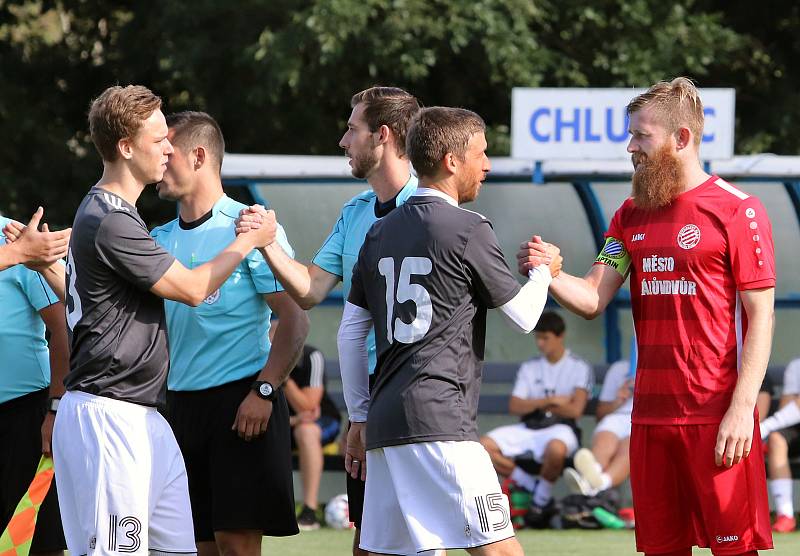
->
[349,194,521,449]
[64,187,175,406]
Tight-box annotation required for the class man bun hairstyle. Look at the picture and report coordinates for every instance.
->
[626,77,704,147]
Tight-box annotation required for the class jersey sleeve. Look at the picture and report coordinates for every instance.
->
[573,360,594,392]
[95,211,176,291]
[21,264,60,311]
[783,360,800,396]
[248,224,294,294]
[598,361,627,402]
[510,362,533,399]
[346,243,369,310]
[726,198,776,290]
[463,220,521,309]
[594,205,631,277]
[312,212,346,278]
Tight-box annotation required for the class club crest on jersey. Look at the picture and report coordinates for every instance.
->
[677,224,701,250]
[203,289,220,305]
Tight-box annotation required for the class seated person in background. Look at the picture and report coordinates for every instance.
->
[284,341,342,531]
[480,311,593,520]
[566,358,774,498]
[764,359,800,533]
[564,358,633,496]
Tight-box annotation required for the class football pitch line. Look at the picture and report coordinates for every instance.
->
[261,529,800,555]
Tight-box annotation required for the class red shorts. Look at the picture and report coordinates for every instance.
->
[630,422,773,555]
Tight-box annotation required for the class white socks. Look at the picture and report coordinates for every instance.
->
[769,478,795,517]
[761,401,800,439]
[510,467,537,492]
[598,472,613,492]
[532,477,554,507]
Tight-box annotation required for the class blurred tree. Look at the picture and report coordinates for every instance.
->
[0,0,796,227]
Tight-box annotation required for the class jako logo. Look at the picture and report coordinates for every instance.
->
[716,535,739,543]
[631,233,645,242]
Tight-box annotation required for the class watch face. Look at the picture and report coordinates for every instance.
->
[259,383,273,397]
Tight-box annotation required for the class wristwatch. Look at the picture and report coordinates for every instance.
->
[251,380,277,402]
[47,397,61,414]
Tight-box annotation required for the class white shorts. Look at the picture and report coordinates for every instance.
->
[593,413,632,440]
[360,441,514,555]
[53,391,195,555]
[486,422,579,462]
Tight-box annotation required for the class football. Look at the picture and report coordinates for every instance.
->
[324,493,354,529]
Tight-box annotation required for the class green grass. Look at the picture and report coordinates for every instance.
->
[262,529,800,555]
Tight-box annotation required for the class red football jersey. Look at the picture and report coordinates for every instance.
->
[599,176,776,424]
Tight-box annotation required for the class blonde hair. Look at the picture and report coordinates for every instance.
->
[626,77,704,146]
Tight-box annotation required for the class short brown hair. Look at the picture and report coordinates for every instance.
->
[350,86,420,156]
[406,107,486,178]
[166,111,226,172]
[626,77,704,146]
[88,85,162,162]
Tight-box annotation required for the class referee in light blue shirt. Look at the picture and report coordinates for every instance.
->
[151,112,309,555]
[0,214,68,555]
[234,86,420,556]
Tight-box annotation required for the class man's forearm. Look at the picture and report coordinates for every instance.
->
[509,397,549,416]
[257,311,308,387]
[260,243,324,309]
[0,243,21,270]
[549,272,604,320]
[39,263,66,302]
[47,324,69,399]
[731,315,773,411]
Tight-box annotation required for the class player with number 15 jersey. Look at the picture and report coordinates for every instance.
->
[338,107,558,556]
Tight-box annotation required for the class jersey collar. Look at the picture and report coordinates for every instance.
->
[414,187,458,207]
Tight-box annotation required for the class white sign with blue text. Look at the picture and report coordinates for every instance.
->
[511,88,735,160]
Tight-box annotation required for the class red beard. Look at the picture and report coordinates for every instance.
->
[631,145,683,210]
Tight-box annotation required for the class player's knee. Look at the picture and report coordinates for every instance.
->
[767,431,786,449]
[294,421,322,443]
[544,438,568,459]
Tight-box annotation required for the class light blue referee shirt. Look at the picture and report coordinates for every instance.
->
[0,216,58,404]
[312,176,417,373]
[151,195,294,391]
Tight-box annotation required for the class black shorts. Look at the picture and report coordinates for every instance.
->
[0,388,66,552]
[344,422,366,529]
[778,423,800,458]
[167,375,298,541]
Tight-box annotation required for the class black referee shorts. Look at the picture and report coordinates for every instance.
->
[167,375,298,541]
[0,387,66,552]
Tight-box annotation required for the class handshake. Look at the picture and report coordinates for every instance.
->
[233,205,278,248]
[519,235,563,279]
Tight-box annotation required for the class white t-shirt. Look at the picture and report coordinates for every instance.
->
[511,350,593,400]
[782,359,800,396]
[597,360,634,415]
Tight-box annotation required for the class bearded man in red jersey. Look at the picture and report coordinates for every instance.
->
[519,78,775,556]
